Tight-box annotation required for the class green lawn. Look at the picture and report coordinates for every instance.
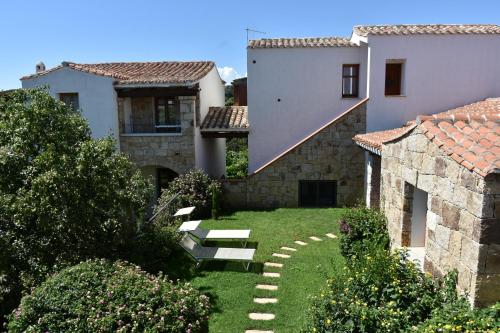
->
[167,208,346,333]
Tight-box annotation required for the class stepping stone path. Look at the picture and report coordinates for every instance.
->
[272,253,290,258]
[254,297,278,304]
[264,262,283,268]
[247,233,337,332]
[249,313,275,320]
[256,284,278,291]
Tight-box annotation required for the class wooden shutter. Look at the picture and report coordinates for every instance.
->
[385,63,402,96]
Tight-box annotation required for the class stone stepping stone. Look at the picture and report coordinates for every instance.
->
[245,330,274,333]
[326,233,337,239]
[256,284,278,291]
[254,297,278,304]
[272,253,290,259]
[309,236,322,241]
[264,262,283,268]
[294,240,308,246]
[280,246,297,252]
[249,313,275,321]
[263,272,280,278]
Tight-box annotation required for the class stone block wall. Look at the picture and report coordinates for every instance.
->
[223,101,366,208]
[381,127,499,307]
[119,96,196,174]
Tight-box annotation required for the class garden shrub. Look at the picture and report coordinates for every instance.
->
[155,169,221,223]
[226,143,248,179]
[0,89,151,323]
[303,249,454,333]
[417,301,500,333]
[7,259,210,333]
[338,205,389,260]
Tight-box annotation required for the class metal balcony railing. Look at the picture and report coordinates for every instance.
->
[122,121,181,134]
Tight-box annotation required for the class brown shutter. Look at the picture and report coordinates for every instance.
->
[385,63,402,95]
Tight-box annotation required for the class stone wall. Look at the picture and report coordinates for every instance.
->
[223,101,366,208]
[380,127,499,307]
[119,96,196,174]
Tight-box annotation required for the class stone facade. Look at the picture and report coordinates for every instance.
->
[222,101,366,208]
[118,96,196,174]
[381,127,500,307]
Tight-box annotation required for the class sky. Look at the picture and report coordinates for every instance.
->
[1,0,499,90]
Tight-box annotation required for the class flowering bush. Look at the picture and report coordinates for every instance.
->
[7,259,210,333]
[155,169,221,223]
[338,206,389,260]
[304,249,454,333]
[416,301,500,333]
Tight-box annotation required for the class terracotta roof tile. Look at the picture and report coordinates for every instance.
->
[248,37,358,49]
[415,98,500,177]
[353,24,500,37]
[355,98,500,177]
[352,121,417,153]
[21,61,215,85]
[200,106,249,131]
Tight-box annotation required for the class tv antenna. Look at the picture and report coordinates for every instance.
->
[245,28,266,44]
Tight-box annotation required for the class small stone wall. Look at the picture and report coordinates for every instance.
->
[223,101,367,208]
[381,127,499,307]
[119,96,196,174]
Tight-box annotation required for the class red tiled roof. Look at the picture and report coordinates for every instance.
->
[355,98,500,177]
[21,61,215,85]
[248,37,358,49]
[353,24,500,37]
[353,121,416,153]
[201,106,248,131]
[417,99,500,177]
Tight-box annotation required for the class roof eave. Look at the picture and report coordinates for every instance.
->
[354,141,382,156]
[114,81,199,89]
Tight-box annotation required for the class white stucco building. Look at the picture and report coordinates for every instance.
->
[246,24,500,208]
[21,61,238,197]
[248,24,500,171]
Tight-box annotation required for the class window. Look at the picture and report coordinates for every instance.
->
[342,64,359,97]
[155,97,181,133]
[385,62,404,96]
[59,93,79,111]
[299,180,337,207]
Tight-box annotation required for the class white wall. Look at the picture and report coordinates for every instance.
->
[411,187,428,247]
[21,67,118,140]
[195,66,226,177]
[247,45,368,173]
[366,34,500,131]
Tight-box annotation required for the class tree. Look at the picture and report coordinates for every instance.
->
[0,89,152,322]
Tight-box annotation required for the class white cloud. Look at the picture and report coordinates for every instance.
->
[217,66,244,84]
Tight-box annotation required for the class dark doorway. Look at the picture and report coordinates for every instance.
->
[299,180,337,207]
[156,168,178,198]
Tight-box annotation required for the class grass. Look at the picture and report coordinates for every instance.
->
[166,208,346,333]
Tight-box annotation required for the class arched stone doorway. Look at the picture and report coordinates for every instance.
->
[140,166,179,206]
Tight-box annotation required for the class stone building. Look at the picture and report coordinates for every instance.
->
[354,98,500,307]
[222,99,367,208]
[21,60,232,198]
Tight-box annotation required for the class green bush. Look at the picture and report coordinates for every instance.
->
[226,148,248,179]
[7,259,210,333]
[0,89,151,323]
[338,206,389,260]
[417,301,500,333]
[155,169,221,223]
[303,249,455,333]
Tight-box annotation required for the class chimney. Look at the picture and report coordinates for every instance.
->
[36,62,46,73]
